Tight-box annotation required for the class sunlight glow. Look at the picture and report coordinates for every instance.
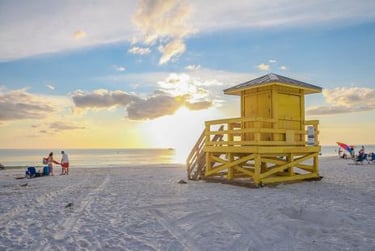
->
[140,106,223,162]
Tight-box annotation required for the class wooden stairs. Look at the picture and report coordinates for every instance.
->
[187,125,224,180]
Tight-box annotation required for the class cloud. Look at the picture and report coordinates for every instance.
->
[257,63,270,71]
[126,93,213,120]
[185,100,212,110]
[49,121,86,131]
[158,39,186,64]
[71,72,218,120]
[185,64,201,71]
[132,0,193,64]
[280,66,287,70]
[191,1,375,31]
[1,1,375,60]
[0,88,56,121]
[157,73,212,98]
[128,46,151,55]
[72,89,139,109]
[98,68,253,89]
[46,84,55,90]
[114,65,126,72]
[127,94,183,120]
[132,0,193,44]
[126,73,216,119]
[0,1,138,60]
[306,87,375,115]
[269,59,277,63]
[73,30,87,40]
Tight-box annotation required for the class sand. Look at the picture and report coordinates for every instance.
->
[0,157,374,250]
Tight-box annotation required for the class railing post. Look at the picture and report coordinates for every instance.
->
[204,122,210,176]
[314,121,319,146]
[227,122,234,180]
[254,154,261,186]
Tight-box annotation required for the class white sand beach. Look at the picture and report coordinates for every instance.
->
[1,157,374,250]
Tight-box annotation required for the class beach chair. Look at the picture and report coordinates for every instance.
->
[368,153,375,164]
[354,153,367,165]
[26,167,37,178]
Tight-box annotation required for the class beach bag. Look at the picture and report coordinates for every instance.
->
[43,166,50,176]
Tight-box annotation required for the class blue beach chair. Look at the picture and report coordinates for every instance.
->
[354,153,367,165]
[368,153,375,164]
[25,167,37,178]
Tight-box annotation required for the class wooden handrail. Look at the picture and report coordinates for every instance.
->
[203,117,319,147]
[186,129,206,179]
[187,126,225,180]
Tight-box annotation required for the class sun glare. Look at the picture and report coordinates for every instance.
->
[140,106,221,162]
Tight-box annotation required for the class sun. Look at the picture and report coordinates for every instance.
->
[140,106,221,162]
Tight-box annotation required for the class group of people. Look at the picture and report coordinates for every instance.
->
[338,146,355,159]
[338,145,374,163]
[45,151,69,176]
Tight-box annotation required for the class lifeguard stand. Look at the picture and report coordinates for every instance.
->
[186,73,322,187]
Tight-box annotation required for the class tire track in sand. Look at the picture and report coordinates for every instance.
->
[147,200,265,250]
[52,174,110,241]
[149,208,203,251]
[0,176,92,226]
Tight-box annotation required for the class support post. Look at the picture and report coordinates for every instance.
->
[254,154,261,186]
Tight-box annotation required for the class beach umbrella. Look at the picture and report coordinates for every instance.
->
[336,142,351,153]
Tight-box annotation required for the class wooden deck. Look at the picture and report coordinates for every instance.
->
[187,117,320,187]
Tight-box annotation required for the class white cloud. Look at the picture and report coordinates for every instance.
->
[132,0,193,44]
[70,71,232,120]
[115,66,126,72]
[73,30,87,40]
[1,1,374,60]
[307,87,375,115]
[269,59,277,63]
[46,84,55,90]
[0,1,138,60]
[190,0,375,31]
[257,63,270,71]
[132,0,193,64]
[99,68,255,91]
[280,66,287,70]
[128,46,151,55]
[158,39,186,64]
[185,64,201,71]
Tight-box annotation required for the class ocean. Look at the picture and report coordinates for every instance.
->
[0,148,180,168]
[0,145,374,168]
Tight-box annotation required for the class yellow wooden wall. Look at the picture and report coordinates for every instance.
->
[240,84,305,144]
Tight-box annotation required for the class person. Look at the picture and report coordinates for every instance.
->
[46,152,59,176]
[358,145,365,158]
[350,146,355,159]
[60,150,70,175]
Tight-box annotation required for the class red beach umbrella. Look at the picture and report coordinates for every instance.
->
[336,142,352,153]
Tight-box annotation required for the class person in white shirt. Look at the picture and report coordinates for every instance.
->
[60,151,70,175]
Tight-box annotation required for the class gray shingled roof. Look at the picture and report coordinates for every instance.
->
[224,73,322,95]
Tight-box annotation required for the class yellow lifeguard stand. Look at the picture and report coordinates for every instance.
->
[187,73,322,187]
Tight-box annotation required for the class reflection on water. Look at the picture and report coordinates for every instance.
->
[1,145,374,167]
[0,148,182,168]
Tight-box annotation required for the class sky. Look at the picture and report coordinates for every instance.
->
[1,0,375,158]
